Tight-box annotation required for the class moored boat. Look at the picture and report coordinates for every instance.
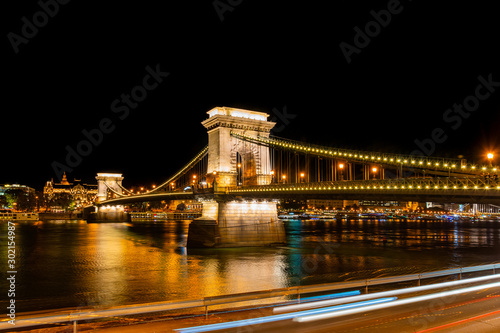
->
[0,210,39,221]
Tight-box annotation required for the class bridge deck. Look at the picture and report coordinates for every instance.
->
[97,177,500,206]
[228,178,500,204]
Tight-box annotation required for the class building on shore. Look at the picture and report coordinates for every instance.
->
[306,199,422,211]
[43,173,98,209]
[0,184,35,196]
[307,199,359,210]
[432,202,500,214]
[167,200,202,211]
[0,184,36,210]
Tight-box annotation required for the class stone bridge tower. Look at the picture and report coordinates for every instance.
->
[95,173,124,202]
[201,107,275,187]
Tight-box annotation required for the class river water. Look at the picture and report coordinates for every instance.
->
[2,218,500,313]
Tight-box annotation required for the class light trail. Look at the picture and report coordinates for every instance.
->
[274,273,500,313]
[294,281,500,323]
[175,297,397,333]
[295,290,360,302]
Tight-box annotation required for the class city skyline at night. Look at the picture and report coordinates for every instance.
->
[3,2,500,332]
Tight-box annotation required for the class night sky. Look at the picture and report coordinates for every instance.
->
[4,1,500,189]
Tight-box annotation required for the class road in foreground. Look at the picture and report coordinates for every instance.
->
[59,281,500,333]
[253,285,500,333]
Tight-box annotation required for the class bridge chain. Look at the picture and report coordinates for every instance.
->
[229,131,498,177]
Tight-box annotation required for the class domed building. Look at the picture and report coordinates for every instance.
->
[43,173,98,209]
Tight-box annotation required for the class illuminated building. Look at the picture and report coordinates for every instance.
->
[0,183,35,196]
[307,199,358,210]
[0,184,36,210]
[43,172,98,208]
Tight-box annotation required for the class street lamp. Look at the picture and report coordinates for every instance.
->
[300,172,305,182]
[282,175,286,184]
[338,163,344,181]
[487,153,494,167]
[372,167,378,179]
[270,170,275,183]
[237,163,242,185]
[485,153,496,184]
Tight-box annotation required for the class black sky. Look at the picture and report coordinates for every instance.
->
[3,0,500,189]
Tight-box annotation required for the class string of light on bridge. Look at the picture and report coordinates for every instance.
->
[229,179,500,193]
[230,185,500,192]
[230,132,499,175]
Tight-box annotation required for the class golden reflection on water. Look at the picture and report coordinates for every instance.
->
[71,222,290,307]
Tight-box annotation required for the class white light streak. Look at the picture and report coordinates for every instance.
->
[294,281,500,323]
[274,273,500,313]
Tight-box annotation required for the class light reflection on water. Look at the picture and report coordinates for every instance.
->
[1,218,499,312]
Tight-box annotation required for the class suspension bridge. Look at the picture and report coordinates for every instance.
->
[89,106,500,247]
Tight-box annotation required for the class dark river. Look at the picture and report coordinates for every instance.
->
[2,218,500,313]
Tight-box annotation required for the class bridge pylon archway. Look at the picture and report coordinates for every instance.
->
[202,107,276,187]
[95,173,124,202]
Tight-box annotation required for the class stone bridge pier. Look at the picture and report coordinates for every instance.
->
[187,199,286,248]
